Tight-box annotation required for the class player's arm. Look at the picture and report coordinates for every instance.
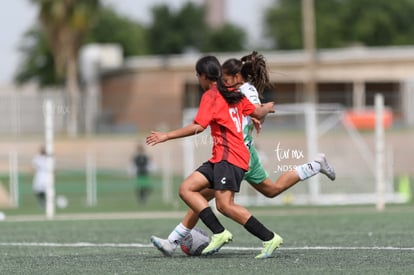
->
[251,102,275,133]
[146,123,205,146]
[251,101,275,120]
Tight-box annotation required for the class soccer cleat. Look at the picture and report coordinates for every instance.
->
[255,232,283,259]
[151,235,176,257]
[315,153,336,181]
[201,229,233,256]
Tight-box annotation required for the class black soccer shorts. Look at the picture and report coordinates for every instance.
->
[196,160,245,192]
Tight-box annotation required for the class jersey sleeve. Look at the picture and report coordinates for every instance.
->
[194,91,215,128]
[242,84,261,105]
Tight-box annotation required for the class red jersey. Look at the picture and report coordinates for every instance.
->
[194,84,256,171]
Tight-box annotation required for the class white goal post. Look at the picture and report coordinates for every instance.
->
[43,99,55,218]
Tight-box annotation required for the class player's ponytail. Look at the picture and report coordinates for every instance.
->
[195,56,244,105]
[238,51,271,97]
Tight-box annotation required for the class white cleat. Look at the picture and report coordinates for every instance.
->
[151,236,176,257]
[315,153,336,181]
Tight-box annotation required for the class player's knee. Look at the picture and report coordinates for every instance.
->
[266,191,279,198]
[178,185,188,200]
[262,186,282,198]
[215,202,232,217]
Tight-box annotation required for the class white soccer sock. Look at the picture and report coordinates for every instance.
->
[295,161,321,181]
[167,223,191,248]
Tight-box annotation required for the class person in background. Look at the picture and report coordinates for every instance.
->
[32,146,53,209]
[132,144,153,204]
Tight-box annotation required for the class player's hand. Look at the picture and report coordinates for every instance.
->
[146,131,168,146]
[251,117,262,134]
[262,102,275,113]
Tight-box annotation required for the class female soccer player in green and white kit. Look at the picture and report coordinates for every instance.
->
[150,52,335,259]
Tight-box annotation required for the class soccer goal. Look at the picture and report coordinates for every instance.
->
[182,97,406,207]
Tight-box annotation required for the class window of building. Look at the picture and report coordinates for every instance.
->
[318,82,353,107]
[365,82,400,111]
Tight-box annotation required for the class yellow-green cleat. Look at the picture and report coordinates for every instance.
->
[201,229,233,256]
[255,232,283,259]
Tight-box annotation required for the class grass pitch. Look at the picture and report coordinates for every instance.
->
[0,205,413,274]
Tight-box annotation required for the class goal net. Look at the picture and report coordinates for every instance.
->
[182,103,406,206]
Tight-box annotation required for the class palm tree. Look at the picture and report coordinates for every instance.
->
[32,0,100,137]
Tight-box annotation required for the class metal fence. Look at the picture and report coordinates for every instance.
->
[0,91,66,135]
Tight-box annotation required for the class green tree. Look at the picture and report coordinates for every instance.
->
[265,0,303,49]
[147,3,207,54]
[202,24,246,52]
[339,0,414,46]
[147,2,246,54]
[265,0,414,50]
[31,0,100,137]
[15,5,148,88]
[87,7,148,56]
[15,28,62,87]
[16,1,247,96]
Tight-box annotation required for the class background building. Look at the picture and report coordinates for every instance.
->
[99,46,414,132]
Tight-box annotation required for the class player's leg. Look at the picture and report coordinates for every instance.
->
[314,153,336,180]
[37,192,46,209]
[214,189,250,224]
[180,162,235,246]
[182,188,215,228]
[159,188,214,251]
[250,171,300,198]
[200,160,248,255]
[200,189,236,255]
[295,153,336,181]
[247,151,335,198]
[212,188,283,259]
[245,144,294,198]
[202,161,282,258]
[151,171,210,256]
[151,205,208,257]
[178,171,212,212]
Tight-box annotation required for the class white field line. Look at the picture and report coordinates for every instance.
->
[0,242,413,251]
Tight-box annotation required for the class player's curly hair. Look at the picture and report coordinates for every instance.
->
[222,51,271,99]
[196,55,244,105]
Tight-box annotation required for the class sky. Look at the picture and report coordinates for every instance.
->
[0,0,273,85]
